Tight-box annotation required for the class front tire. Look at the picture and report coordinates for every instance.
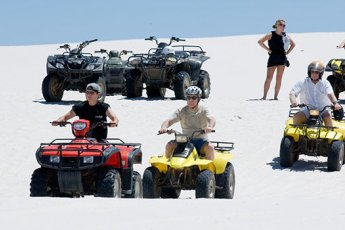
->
[126,74,143,98]
[96,169,122,198]
[174,71,191,100]
[279,137,295,167]
[143,167,161,198]
[42,74,64,102]
[30,168,54,197]
[195,170,216,198]
[327,141,344,172]
[215,163,235,199]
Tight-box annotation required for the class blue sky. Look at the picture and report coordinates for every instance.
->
[0,0,343,46]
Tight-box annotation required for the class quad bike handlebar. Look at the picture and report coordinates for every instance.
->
[290,104,334,111]
[51,121,117,128]
[158,129,215,138]
[145,36,185,46]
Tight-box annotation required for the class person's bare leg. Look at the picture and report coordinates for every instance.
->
[165,141,176,158]
[293,112,307,125]
[322,112,333,127]
[263,66,276,100]
[201,143,215,161]
[274,65,286,100]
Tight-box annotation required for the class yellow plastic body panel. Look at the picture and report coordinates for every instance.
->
[284,118,345,143]
[148,148,233,175]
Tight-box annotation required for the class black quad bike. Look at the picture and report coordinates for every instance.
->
[126,36,211,99]
[42,39,108,102]
[95,49,133,96]
[326,58,345,99]
[30,119,143,198]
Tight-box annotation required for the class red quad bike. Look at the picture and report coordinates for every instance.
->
[30,119,143,198]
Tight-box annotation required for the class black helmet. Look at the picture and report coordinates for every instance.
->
[307,61,325,79]
[333,107,344,121]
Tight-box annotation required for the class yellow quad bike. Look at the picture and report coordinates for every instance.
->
[143,129,235,199]
[280,104,345,171]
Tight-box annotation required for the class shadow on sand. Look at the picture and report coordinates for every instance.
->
[33,99,82,105]
[267,156,328,172]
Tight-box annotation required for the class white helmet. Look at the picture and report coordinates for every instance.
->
[185,86,202,97]
[162,46,175,55]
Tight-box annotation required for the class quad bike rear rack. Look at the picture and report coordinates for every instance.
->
[210,141,234,152]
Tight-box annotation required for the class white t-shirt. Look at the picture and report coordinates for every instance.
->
[169,105,211,139]
[290,77,334,110]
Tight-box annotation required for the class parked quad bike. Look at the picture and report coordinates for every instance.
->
[126,36,211,99]
[326,58,345,99]
[280,104,345,171]
[95,49,133,96]
[42,39,108,102]
[143,129,235,199]
[30,119,143,198]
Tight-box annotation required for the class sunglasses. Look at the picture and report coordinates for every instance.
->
[186,96,198,100]
[278,23,286,28]
[85,90,97,95]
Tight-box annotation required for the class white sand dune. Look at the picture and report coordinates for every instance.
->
[1,32,345,229]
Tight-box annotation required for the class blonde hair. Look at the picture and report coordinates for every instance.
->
[272,19,285,29]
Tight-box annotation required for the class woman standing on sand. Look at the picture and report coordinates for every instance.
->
[258,19,295,100]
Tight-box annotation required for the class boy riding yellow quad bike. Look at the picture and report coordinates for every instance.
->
[142,129,235,199]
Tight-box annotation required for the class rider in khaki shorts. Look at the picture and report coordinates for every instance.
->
[159,86,216,160]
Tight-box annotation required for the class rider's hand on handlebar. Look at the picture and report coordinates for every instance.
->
[334,103,342,111]
[290,102,299,108]
[109,122,118,128]
[204,127,214,134]
[158,128,168,134]
[51,121,59,126]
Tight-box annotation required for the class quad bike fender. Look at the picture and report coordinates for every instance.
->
[213,151,234,174]
[149,155,169,173]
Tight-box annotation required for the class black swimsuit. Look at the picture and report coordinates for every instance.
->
[267,31,287,67]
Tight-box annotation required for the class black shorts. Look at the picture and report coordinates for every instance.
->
[267,54,287,67]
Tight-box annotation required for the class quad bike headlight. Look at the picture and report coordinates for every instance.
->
[73,122,87,131]
[165,57,177,65]
[50,156,60,163]
[85,64,95,70]
[55,62,64,69]
[175,135,188,143]
[130,58,140,66]
[83,156,94,164]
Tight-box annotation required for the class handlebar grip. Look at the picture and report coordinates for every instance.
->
[211,130,215,133]
[145,38,151,40]
[89,39,98,43]
[180,39,186,41]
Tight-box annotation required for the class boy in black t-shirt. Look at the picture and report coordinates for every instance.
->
[52,83,119,141]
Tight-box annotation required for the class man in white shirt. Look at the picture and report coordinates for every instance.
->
[289,61,342,126]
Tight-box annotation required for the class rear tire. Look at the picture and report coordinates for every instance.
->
[198,70,211,99]
[327,141,344,172]
[215,163,235,199]
[143,167,161,198]
[96,169,122,198]
[124,171,143,198]
[42,74,64,102]
[126,74,143,98]
[279,137,295,167]
[195,170,216,198]
[174,71,191,100]
[30,168,54,197]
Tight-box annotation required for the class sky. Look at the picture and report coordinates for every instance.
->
[0,0,344,46]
